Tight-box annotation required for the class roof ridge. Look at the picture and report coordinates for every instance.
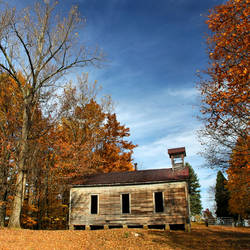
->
[93,167,173,175]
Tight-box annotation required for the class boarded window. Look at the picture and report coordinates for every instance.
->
[154,192,164,212]
[122,194,130,213]
[91,195,98,214]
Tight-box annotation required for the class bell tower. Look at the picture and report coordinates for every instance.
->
[168,147,186,170]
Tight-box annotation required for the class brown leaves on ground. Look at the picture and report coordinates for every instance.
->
[0,225,249,250]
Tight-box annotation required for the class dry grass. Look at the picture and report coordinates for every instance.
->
[0,224,249,250]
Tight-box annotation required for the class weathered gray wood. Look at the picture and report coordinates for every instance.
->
[69,181,190,228]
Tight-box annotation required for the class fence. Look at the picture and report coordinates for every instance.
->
[208,217,233,226]
[208,217,250,227]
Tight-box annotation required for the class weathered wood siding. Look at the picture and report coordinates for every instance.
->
[69,181,189,227]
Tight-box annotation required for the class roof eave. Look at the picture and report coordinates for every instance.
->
[71,178,189,188]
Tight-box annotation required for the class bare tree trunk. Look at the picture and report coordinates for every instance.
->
[8,170,26,228]
[8,106,29,228]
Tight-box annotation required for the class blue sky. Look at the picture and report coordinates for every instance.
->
[11,0,226,211]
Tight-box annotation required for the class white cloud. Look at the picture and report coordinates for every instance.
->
[133,126,201,167]
[165,87,198,98]
[115,86,200,141]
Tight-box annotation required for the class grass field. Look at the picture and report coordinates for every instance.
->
[0,224,249,250]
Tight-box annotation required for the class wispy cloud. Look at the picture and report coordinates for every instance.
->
[134,126,201,164]
[116,86,199,139]
[166,88,198,98]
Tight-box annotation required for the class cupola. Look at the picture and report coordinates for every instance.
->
[168,147,186,170]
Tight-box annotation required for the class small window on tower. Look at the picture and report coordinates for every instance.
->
[121,193,130,214]
[154,192,164,213]
[90,195,98,214]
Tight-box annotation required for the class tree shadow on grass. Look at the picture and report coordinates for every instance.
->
[148,227,250,250]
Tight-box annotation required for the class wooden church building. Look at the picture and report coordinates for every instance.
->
[69,147,191,231]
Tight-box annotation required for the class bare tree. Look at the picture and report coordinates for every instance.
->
[207,185,216,216]
[0,0,102,228]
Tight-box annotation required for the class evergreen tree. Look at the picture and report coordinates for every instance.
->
[215,171,230,217]
[186,163,202,215]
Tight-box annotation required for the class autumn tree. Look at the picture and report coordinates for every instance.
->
[49,80,136,228]
[227,136,250,219]
[198,0,249,169]
[53,76,106,179]
[20,108,55,229]
[50,99,106,229]
[215,171,230,217]
[0,76,55,228]
[98,113,137,173]
[186,163,202,216]
[54,93,136,178]
[17,77,105,229]
[54,76,135,179]
[0,74,52,228]
[0,74,23,226]
[0,1,102,228]
[54,99,106,180]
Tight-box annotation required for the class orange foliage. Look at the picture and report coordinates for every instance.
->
[198,0,249,167]
[0,73,23,154]
[54,99,137,179]
[198,1,249,219]
[227,136,250,218]
[21,202,39,228]
[54,99,106,180]
[0,73,59,228]
[98,113,137,173]
[0,74,23,226]
[200,0,249,135]
[0,75,137,229]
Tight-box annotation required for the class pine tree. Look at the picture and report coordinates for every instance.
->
[215,171,230,217]
[186,163,202,215]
